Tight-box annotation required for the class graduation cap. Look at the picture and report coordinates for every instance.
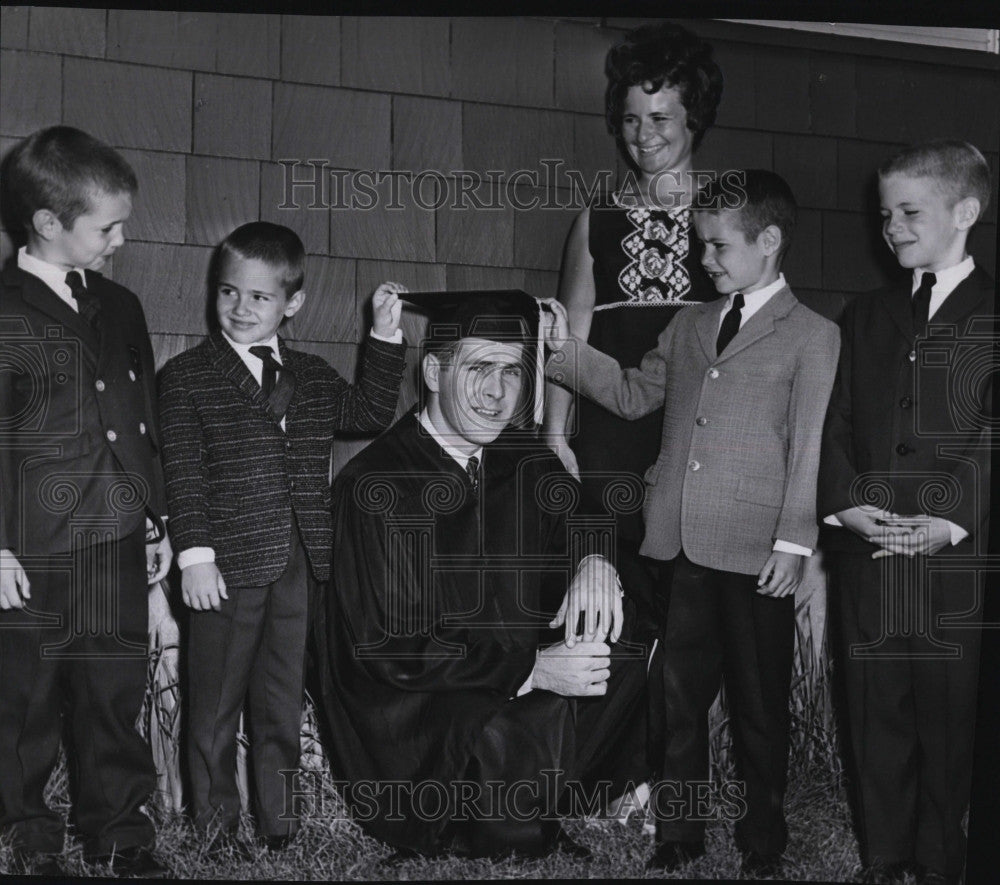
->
[402,289,550,426]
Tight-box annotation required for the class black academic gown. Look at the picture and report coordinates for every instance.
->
[315,412,645,855]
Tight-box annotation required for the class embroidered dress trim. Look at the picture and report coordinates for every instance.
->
[599,191,695,309]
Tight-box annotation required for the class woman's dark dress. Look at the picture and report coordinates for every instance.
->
[579,197,716,542]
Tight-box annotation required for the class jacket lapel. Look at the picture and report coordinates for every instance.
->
[9,266,101,365]
[880,280,915,341]
[694,300,724,362]
[272,338,298,423]
[206,331,270,411]
[928,266,992,330]
[715,286,798,364]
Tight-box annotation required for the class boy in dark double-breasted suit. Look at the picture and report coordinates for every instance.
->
[1,126,172,878]
[158,222,406,854]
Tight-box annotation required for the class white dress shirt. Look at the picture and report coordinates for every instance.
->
[18,246,87,309]
[417,409,483,471]
[914,254,975,321]
[717,272,787,333]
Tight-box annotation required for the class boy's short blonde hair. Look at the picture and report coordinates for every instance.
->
[878,141,991,218]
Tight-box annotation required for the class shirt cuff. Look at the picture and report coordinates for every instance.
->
[370,328,403,343]
[823,514,843,527]
[947,520,969,545]
[178,547,215,570]
[773,539,812,557]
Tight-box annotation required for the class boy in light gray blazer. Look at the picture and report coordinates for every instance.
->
[546,170,840,876]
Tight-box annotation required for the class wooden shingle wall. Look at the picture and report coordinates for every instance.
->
[2,10,997,471]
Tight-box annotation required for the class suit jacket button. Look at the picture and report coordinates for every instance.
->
[128,370,137,381]
[139,422,147,435]
[899,396,912,408]
[708,368,719,379]
[106,429,117,442]
[908,350,916,362]
[95,379,105,392]
[696,416,708,426]
[895,443,910,455]
[688,460,701,471]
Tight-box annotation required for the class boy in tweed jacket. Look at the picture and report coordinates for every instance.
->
[158,222,406,852]
[546,171,840,875]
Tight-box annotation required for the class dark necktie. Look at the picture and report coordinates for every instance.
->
[466,455,480,494]
[249,345,281,399]
[66,270,100,327]
[912,272,936,330]
[716,292,745,356]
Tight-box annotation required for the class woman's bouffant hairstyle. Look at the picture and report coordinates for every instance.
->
[605,22,724,154]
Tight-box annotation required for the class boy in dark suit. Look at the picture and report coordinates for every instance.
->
[158,222,406,852]
[820,141,993,884]
[0,126,172,877]
[546,170,840,875]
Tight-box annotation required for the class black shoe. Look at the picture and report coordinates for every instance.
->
[86,846,170,879]
[646,839,706,872]
[12,848,64,876]
[741,850,783,877]
[553,827,592,860]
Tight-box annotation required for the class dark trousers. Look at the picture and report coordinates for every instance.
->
[831,551,982,877]
[649,551,794,855]
[0,526,155,857]
[448,604,648,857]
[186,522,313,838]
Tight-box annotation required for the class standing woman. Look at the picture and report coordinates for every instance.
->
[546,22,724,628]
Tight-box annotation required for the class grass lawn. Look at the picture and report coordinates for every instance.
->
[0,756,871,881]
[0,586,922,882]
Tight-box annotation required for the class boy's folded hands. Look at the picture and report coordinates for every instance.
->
[837,506,953,558]
[182,561,229,611]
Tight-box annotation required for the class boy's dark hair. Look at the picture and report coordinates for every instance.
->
[0,126,138,232]
[696,169,797,261]
[878,140,991,218]
[604,22,724,153]
[212,222,306,297]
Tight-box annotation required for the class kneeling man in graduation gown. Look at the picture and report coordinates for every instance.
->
[314,290,646,858]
